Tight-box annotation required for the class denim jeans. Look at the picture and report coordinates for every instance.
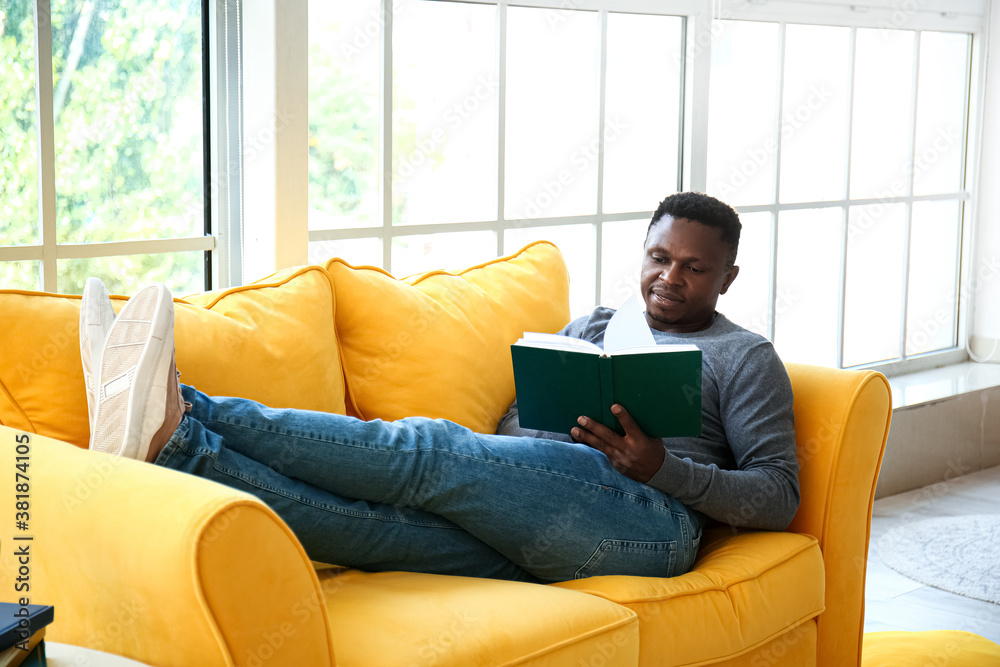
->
[155,385,703,584]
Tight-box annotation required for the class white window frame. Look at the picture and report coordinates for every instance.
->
[249,0,996,373]
[714,0,988,374]
[304,0,707,307]
[0,0,218,294]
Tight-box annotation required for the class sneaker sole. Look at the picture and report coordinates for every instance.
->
[80,278,116,432]
[91,284,174,459]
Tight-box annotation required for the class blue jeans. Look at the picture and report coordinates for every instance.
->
[155,386,703,584]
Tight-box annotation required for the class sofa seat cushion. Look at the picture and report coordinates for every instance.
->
[0,266,346,448]
[551,529,825,666]
[325,241,570,434]
[862,630,1000,666]
[316,568,639,667]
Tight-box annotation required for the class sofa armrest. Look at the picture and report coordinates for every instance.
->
[783,365,892,667]
[0,426,335,667]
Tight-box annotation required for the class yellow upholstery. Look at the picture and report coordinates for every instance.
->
[318,569,640,666]
[784,364,892,667]
[554,364,892,667]
[0,266,346,448]
[0,426,639,667]
[554,531,825,665]
[0,427,335,667]
[325,240,570,434]
[0,245,907,666]
[862,631,1000,665]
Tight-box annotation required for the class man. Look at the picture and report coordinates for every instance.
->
[81,191,798,584]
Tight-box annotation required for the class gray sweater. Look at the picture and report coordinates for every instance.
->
[496,308,800,531]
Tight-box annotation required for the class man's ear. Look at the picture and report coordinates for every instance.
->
[719,265,740,295]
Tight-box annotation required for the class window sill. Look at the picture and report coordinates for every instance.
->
[886,361,1000,410]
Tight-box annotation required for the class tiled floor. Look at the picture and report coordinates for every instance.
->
[864,464,1000,643]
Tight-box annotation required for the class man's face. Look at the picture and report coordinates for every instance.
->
[640,215,739,333]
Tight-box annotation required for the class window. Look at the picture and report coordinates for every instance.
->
[0,0,212,295]
[709,18,974,370]
[307,0,686,317]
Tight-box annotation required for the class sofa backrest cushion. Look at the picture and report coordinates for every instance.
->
[0,265,347,448]
[325,241,571,434]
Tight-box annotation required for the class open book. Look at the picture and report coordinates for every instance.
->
[510,332,702,438]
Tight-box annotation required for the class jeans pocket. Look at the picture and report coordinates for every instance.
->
[574,539,677,579]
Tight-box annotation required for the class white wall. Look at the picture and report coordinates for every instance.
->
[972,1,1000,362]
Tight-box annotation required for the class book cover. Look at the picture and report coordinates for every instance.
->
[510,336,702,438]
[0,631,45,667]
[0,604,53,653]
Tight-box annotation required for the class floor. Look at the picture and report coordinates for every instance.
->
[864,464,1000,643]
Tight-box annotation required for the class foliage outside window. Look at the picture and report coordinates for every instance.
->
[0,0,205,296]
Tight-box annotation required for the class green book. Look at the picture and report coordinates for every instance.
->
[510,333,702,438]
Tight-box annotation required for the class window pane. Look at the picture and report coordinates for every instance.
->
[600,218,647,309]
[309,238,382,269]
[913,32,969,196]
[906,200,961,355]
[844,203,906,366]
[773,208,842,367]
[602,13,682,214]
[308,0,381,230]
[706,20,779,207]
[0,4,38,246]
[779,24,850,204]
[505,224,594,319]
[849,29,915,200]
[505,7,599,220]
[391,231,495,277]
[392,0,496,225]
[51,0,203,245]
[59,252,203,297]
[0,261,41,291]
[718,212,771,339]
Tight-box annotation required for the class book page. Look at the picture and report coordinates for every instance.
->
[612,343,700,355]
[603,293,656,353]
[515,332,604,354]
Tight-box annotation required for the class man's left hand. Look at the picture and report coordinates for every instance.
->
[571,405,665,484]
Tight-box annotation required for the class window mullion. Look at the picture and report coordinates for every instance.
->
[686,7,711,192]
[837,27,858,369]
[899,31,922,361]
[380,0,394,272]
[496,0,508,256]
[767,22,786,343]
[594,8,608,307]
[34,0,58,292]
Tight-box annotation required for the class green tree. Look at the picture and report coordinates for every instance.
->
[1,0,204,295]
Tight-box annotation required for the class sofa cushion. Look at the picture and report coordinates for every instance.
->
[317,568,639,667]
[552,529,826,666]
[862,630,1000,666]
[0,265,346,448]
[325,240,571,434]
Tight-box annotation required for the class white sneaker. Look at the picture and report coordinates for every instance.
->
[80,277,117,434]
[90,283,177,460]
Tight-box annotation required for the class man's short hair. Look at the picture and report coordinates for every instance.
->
[647,192,742,266]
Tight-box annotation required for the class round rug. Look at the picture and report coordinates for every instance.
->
[876,514,1000,605]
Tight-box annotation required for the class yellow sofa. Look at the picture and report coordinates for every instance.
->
[0,241,893,666]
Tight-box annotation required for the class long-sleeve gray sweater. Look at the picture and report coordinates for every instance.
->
[496,308,800,531]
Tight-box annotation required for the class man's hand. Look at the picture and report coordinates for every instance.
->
[571,405,666,484]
